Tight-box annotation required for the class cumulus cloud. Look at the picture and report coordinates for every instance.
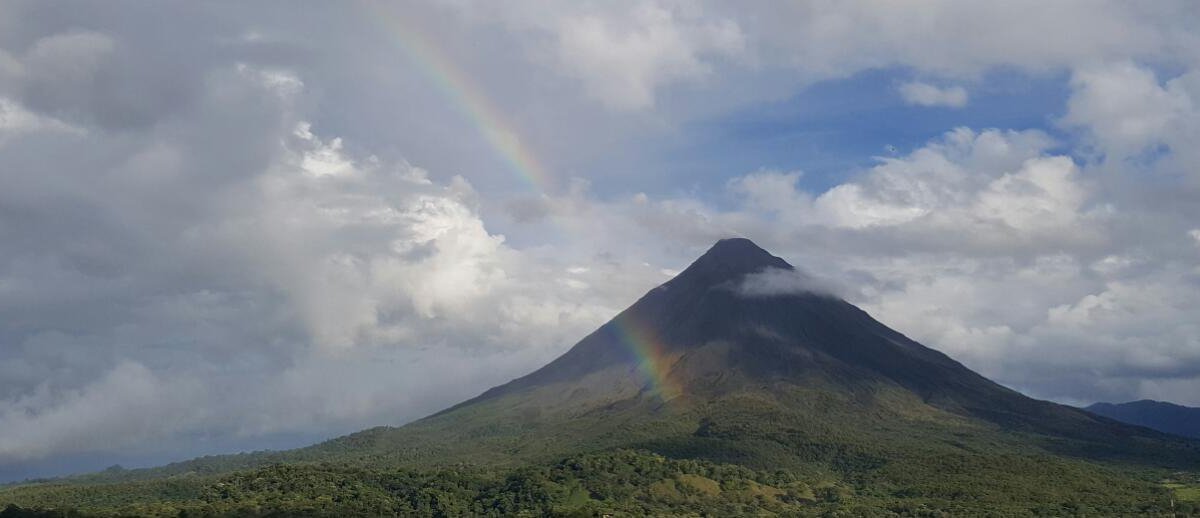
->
[1063,62,1200,168]
[897,81,968,108]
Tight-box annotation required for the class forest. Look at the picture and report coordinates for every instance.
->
[3,449,1198,517]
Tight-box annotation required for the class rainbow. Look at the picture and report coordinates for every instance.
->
[364,3,682,400]
[611,313,684,401]
[363,1,553,192]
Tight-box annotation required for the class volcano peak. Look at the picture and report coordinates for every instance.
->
[680,238,792,282]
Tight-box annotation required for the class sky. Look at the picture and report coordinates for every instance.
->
[1,0,1199,482]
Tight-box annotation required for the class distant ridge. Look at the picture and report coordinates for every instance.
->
[1087,400,1200,439]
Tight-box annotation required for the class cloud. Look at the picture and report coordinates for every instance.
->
[8,27,205,130]
[897,81,968,108]
[446,0,744,111]
[434,1,1197,116]
[0,97,81,137]
[750,1,1193,79]
[0,362,198,462]
[552,3,744,110]
[726,170,811,217]
[736,267,842,298]
[730,127,1095,250]
[1063,62,1200,165]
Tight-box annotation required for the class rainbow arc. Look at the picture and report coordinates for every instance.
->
[368,2,681,400]
[366,1,552,192]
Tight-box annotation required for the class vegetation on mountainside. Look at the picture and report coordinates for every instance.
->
[1,449,1192,517]
[4,384,1199,516]
[1165,472,1200,506]
[3,386,1196,516]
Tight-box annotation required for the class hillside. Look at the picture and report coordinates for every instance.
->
[3,238,1199,516]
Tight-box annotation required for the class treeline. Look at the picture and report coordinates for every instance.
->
[2,449,1194,517]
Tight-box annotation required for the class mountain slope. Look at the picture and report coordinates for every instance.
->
[1088,400,1200,439]
[51,239,1200,474]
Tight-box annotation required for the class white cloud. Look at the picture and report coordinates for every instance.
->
[736,266,842,298]
[0,97,81,136]
[549,3,744,109]
[973,156,1087,233]
[1062,62,1197,161]
[897,81,968,108]
[0,362,200,462]
[803,128,1094,244]
[814,183,930,228]
[727,170,812,217]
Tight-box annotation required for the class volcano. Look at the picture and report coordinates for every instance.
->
[452,237,1039,415]
[305,238,1197,471]
[6,239,1199,515]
